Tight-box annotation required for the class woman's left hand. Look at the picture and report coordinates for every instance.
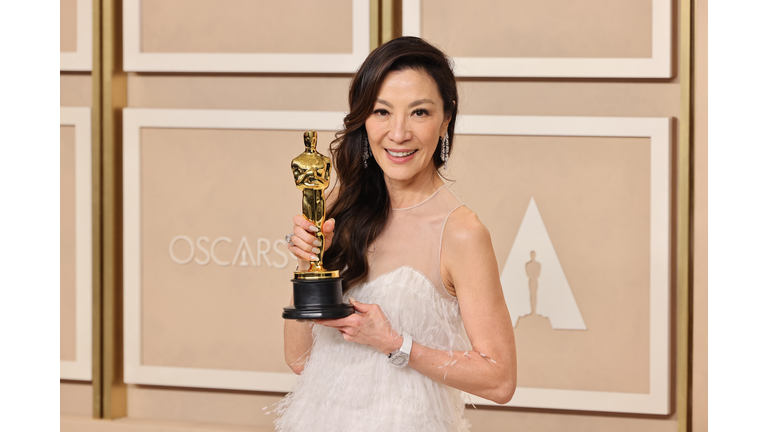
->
[314,298,402,355]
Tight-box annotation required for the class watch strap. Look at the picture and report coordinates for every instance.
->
[399,333,412,356]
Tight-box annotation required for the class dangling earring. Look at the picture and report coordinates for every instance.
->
[440,132,450,170]
[362,131,370,168]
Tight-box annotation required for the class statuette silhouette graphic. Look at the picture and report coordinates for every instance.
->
[525,251,542,316]
[500,197,587,330]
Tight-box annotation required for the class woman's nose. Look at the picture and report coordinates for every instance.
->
[388,117,411,144]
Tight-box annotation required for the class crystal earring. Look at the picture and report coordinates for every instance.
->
[362,131,370,168]
[440,132,450,169]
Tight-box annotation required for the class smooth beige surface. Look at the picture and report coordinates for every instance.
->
[61,127,77,361]
[62,415,275,432]
[140,0,353,54]
[61,382,92,415]
[61,74,92,107]
[692,0,708,430]
[127,385,281,428]
[61,0,77,52]
[465,407,677,431]
[422,0,652,58]
[457,80,681,117]
[127,75,351,111]
[140,129,335,372]
[449,135,651,393]
[127,73,679,118]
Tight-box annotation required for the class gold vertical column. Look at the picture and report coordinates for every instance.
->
[381,0,402,44]
[677,0,696,431]
[91,0,104,419]
[92,0,128,419]
[370,0,382,51]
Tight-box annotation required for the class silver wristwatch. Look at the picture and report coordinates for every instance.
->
[387,333,413,368]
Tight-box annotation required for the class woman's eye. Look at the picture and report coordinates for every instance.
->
[373,109,389,116]
[413,109,429,117]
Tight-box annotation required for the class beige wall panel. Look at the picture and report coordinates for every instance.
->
[61,127,77,361]
[61,0,78,52]
[127,385,281,428]
[60,381,93,415]
[140,0,353,54]
[421,0,652,58]
[139,128,336,373]
[127,74,679,117]
[127,75,351,111]
[449,135,651,393]
[458,81,681,118]
[465,407,677,432]
[60,74,92,107]
[692,0,708,430]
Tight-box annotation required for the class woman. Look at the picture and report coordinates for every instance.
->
[277,37,516,432]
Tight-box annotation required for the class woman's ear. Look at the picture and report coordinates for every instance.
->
[443,100,456,130]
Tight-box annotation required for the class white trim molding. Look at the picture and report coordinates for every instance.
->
[455,114,672,414]
[402,0,672,78]
[60,107,93,380]
[123,108,346,392]
[123,109,671,414]
[60,0,93,71]
[123,0,371,73]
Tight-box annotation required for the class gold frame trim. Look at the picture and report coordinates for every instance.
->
[91,0,103,418]
[382,0,402,43]
[92,0,128,419]
[677,0,696,431]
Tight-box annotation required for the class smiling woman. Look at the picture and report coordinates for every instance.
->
[277,37,517,432]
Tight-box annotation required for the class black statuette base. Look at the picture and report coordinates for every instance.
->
[283,276,355,320]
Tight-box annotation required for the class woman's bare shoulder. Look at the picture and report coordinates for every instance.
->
[444,206,491,246]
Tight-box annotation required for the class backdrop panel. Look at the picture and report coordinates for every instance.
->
[60,0,92,71]
[403,0,671,77]
[449,115,671,414]
[124,109,670,415]
[60,107,93,381]
[124,0,370,72]
[141,0,352,54]
[124,108,346,392]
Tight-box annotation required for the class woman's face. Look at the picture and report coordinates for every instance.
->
[365,68,451,185]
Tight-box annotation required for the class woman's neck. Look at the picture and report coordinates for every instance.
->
[385,168,444,209]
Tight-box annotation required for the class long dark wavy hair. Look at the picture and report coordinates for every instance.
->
[324,36,458,291]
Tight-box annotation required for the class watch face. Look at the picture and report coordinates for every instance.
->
[392,353,408,367]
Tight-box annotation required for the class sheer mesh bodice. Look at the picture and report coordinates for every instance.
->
[275,184,472,432]
[368,185,464,299]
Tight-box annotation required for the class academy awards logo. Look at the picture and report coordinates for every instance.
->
[500,198,587,330]
[168,235,292,269]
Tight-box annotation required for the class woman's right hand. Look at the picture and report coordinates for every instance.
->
[287,215,335,271]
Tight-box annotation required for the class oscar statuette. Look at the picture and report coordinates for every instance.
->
[282,131,355,320]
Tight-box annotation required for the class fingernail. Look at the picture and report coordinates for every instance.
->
[311,247,321,254]
[349,296,357,303]
[328,218,335,224]
[310,255,319,261]
[308,226,319,233]
[313,239,322,247]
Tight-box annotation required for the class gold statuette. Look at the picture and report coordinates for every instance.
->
[283,131,352,320]
[290,130,338,279]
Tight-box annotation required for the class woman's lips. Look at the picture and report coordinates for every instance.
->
[385,148,418,163]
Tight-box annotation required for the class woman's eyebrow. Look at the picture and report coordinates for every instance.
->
[408,99,436,108]
[376,99,393,108]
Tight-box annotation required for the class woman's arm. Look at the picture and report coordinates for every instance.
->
[411,208,517,403]
[284,295,315,375]
[315,209,517,403]
[283,188,339,374]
